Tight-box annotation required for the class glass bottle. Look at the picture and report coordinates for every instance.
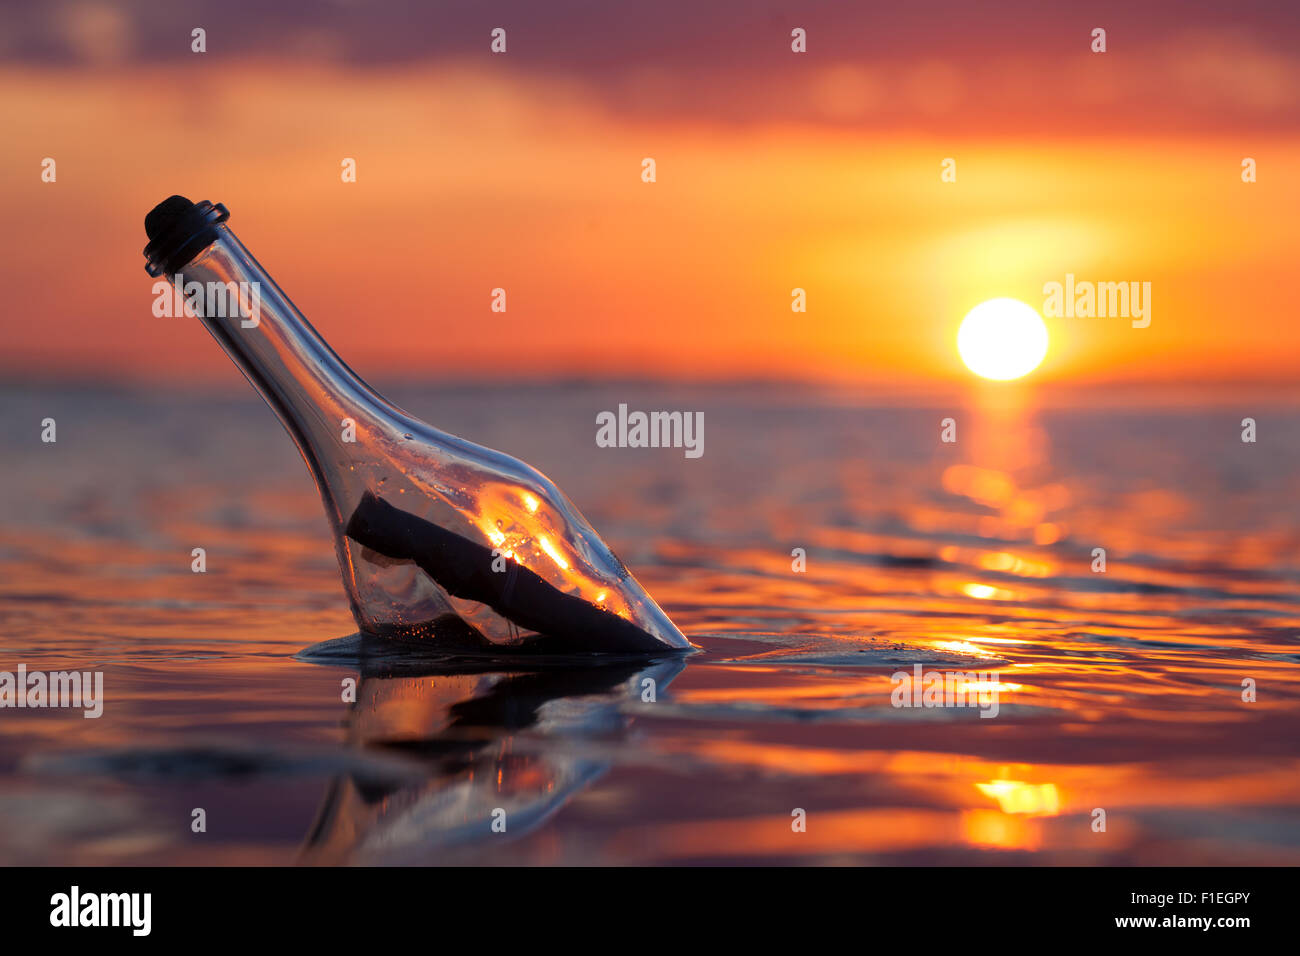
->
[143,196,692,654]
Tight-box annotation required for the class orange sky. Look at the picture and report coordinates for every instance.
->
[2,50,1298,387]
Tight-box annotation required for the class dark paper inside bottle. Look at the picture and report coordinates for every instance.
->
[345,492,674,654]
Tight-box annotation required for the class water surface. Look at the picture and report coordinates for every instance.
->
[1,382,1298,864]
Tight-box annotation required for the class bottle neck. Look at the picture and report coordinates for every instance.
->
[175,227,403,518]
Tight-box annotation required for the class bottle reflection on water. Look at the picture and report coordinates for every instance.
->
[143,197,693,653]
[300,657,684,864]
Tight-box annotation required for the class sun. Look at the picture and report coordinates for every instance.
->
[957,298,1049,381]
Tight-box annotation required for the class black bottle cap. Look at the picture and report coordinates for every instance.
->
[142,195,229,277]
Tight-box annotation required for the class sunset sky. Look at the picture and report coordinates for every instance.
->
[2,0,1298,386]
